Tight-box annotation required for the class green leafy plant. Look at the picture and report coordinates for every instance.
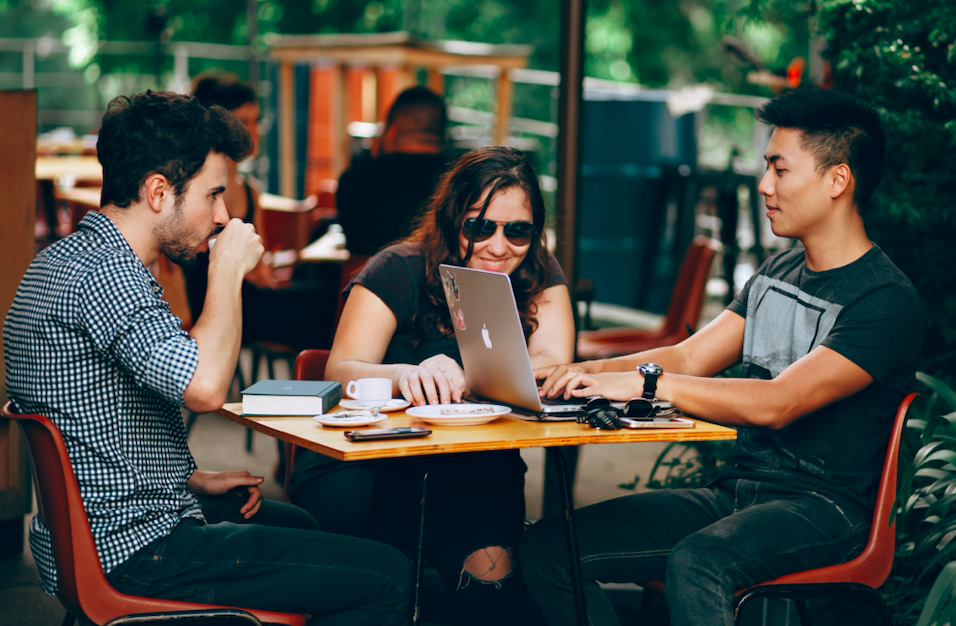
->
[618,440,735,493]
[882,373,956,625]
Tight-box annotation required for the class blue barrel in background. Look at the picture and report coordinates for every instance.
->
[577,89,698,314]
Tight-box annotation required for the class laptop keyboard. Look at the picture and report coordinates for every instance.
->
[539,392,588,406]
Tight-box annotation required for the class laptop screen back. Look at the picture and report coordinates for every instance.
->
[439,264,544,413]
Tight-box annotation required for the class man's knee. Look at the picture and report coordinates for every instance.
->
[664,531,741,600]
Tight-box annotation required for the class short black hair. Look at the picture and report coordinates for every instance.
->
[756,89,886,211]
[97,90,252,208]
[192,71,257,112]
[385,86,448,139]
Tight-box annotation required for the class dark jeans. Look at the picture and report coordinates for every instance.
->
[291,449,527,626]
[105,495,410,626]
[520,478,870,626]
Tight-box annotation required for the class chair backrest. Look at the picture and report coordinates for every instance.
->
[2,401,308,625]
[294,349,332,382]
[285,350,334,501]
[659,236,720,337]
[0,402,179,622]
[764,392,919,589]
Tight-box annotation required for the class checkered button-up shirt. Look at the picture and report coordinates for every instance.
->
[4,210,204,595]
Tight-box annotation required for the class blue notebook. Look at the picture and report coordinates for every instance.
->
[241,380,343,416]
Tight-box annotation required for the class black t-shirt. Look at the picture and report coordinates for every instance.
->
[344,242,569,368]
[721,244,923,517]
[336,153,452,257]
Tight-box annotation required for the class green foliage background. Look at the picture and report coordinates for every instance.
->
[818,0,956,364]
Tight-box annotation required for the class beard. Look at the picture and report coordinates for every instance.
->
[156,195,221,267]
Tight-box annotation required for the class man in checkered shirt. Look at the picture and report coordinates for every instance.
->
[4,90,409,625]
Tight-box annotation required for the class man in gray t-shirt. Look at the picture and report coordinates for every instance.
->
[523,89,922,626]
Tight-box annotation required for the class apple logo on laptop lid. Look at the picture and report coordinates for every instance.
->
[481,324,493,349]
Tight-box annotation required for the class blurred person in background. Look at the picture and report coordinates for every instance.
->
[336,86,452,257]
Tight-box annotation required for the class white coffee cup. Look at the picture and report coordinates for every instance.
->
[346,378,392,407]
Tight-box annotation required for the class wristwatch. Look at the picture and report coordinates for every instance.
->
[637,363,663,400]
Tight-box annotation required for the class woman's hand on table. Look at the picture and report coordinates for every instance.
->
[399,354,467,406]
[535,361,602,399]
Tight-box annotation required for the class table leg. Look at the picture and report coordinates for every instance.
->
[411,466,428,625]
[546,447,588,626]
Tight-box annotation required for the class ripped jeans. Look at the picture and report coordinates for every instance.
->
[291,449,528,626]
[520,478,870,626]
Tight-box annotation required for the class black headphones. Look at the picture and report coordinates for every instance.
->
[577,397,673,430]
[578,397,623,430]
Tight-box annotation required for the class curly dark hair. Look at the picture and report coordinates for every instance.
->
[404,146,551,344]
[97,90,252,208]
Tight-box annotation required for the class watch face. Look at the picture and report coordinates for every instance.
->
[640,363,663,376]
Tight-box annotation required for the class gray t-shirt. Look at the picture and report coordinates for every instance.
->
[721,244,922,517]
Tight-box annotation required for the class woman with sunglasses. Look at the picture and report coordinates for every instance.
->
[290,146,574,625]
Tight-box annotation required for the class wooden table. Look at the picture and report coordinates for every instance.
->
[35,156,102,239]
[217,403,734,460]
[217,403,736,625]
[35,155,102,182]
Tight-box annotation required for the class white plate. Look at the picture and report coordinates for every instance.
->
[405,403,512,426]
[339,398,411,412]
[313,411,388,427]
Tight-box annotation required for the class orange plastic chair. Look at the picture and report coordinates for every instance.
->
[576,237,720,360]
[640,392,919,626]
[1,402,308,626]
[282,349,334,502]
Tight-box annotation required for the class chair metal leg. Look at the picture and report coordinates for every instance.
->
[411,466,428,626]
[61,611,76,626]
[794,598,813,625]
[546,447,588,626]
[733,583,892,626]
[639,585,657,625]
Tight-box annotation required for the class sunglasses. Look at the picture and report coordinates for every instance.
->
[461,217,536,246]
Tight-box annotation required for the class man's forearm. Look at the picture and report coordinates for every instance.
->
[590,344,690,375]
[183,268,244,412]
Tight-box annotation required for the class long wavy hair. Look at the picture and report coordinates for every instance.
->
[404,146,551,344]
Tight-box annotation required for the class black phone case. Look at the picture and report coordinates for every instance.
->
[344,427,432,441]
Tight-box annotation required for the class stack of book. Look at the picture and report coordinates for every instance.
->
[241,380,342,416]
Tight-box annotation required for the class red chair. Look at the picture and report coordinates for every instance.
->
[640,392,919,625]
[283,349,334,502]
[576,237,720,360]
[0,402,307,626]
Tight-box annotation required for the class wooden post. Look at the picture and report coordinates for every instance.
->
[343,64,370,171]
[495,70,513,147]
[278,62,295,198]
[555,0,587,282]
[305,60,343,194]
[375,65,405,122]
[0,90,37,558]
[427,67,445,96]
[344,65,369,125]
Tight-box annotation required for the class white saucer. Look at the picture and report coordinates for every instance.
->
[405,403,511,426]
[313,411,388,427]
[339,398,411,412]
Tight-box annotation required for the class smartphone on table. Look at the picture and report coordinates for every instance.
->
[344,427,432,441]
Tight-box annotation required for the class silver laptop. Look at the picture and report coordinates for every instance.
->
[439,263,586,421]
